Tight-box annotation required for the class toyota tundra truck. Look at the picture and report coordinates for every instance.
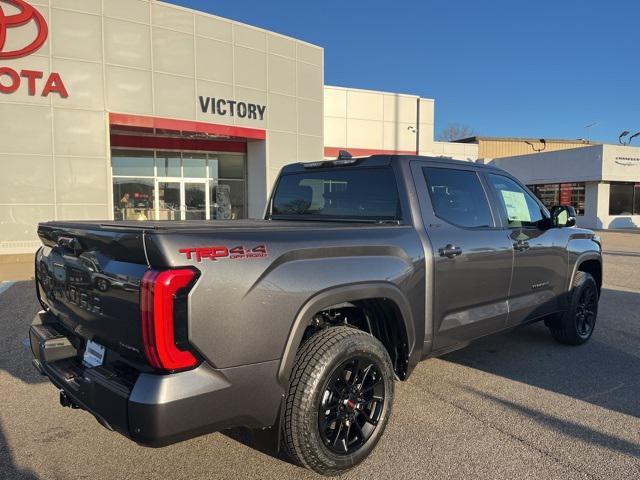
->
[29,154,602,475]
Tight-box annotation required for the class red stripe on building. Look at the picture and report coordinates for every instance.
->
[109,113,266,141]
[324,147,417,158]
[110,134,247,153]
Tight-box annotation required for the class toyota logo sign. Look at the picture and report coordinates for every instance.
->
[0,0,68,98]
[0,0,48,59]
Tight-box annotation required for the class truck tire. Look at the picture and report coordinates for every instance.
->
[282,326,394,476]
[548,271,598,345]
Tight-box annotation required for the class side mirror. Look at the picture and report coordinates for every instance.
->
[550,205,577,228]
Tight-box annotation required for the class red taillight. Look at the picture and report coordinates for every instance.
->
[141,269,198,371]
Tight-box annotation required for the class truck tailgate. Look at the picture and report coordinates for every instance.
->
[36,223,150,361]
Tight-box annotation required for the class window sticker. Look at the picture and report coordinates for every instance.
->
[500,190,531,222]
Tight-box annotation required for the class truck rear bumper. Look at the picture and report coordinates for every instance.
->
[30,311,283,447]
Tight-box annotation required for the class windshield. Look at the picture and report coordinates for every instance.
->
[270,167,401,222]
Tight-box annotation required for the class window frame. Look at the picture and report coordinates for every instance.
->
[484,172,551,230]
[422,166,499,230]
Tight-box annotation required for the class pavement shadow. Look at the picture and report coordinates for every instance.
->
[0,282,48,385]
[463,385,640,458]
[443,288,640,419]
[0,422,40,480]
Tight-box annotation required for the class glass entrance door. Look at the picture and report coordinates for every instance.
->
[157,181,181,220]
[155,179,210,220]
[184,182,208,220]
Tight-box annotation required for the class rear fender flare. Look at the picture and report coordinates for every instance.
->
[277,282,416,389]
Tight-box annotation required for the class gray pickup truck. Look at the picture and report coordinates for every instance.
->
[29,155,602,475]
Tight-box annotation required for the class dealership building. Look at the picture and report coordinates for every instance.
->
[0,0,479,256]
[490,144,640,230]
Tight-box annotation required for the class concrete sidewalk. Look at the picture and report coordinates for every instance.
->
[0,255,33,282]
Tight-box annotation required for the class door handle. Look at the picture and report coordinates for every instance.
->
[513,240,530,252]
[439,244,462,258]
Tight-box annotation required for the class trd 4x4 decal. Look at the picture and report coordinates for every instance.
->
[179,245,268,262]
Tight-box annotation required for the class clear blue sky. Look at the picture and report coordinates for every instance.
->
[173,0,640,143]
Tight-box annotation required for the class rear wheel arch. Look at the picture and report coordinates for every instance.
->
[277,283,416,389]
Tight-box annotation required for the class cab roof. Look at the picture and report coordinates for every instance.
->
[282,154,501,174]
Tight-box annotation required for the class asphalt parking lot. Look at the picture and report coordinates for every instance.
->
[0,231,638,479]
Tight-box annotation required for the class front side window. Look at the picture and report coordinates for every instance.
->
[423,167,493,228]
[488,174,545,228]
[271,167,400,221]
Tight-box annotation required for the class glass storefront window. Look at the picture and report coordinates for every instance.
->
[112,150,154,177]
[113,178,155,221]
[208,157,219,181]
[609,183,640,215]
[218,154,245,179]
[156,152,181,177]
[112,149,247,222]
[216,180,246,219]
[183,154,207,178]
[528,182,585,216]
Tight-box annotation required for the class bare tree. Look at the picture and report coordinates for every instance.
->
[437,123,476,142]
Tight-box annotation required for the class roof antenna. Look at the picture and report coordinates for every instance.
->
[337,150,353,160]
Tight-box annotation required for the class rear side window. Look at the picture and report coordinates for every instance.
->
[487,174,546,228]
[271,167,401,221]
[423,167,493,228]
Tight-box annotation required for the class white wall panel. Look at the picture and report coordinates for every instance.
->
[0,104,52,155]
[51,9,102,62]
[324,117,346,148]
[268,55,296,96]
[298,99,322,136]
[234,24,266,51]
[104,0,150,23]
[347,119,383,149]
[195,14,232,41]
[297,62,322,101]
[55,156,108,204]
[154,73,196,119]
[196,37,233,84]
[153,27,195,76]
[105,18,151,69]
[106,66,153,115]
[234,46,267,91]
[268,93,297,133]
[52,0,101,14]
[268,34,296,58]
[151,3,193,33]
[53,109,106,157]
[0,155,54,204]
[346,90,383,121]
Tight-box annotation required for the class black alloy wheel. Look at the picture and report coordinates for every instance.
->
[318,356,385,454]
[575,281,598,338]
